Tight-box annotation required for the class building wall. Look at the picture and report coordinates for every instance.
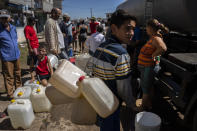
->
[53,0,63,9]
[42,0,53,12]
[8,0,35,8]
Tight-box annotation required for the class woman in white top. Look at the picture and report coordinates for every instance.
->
[85,25,105,56]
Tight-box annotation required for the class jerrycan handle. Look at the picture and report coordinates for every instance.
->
[17,101,25,104]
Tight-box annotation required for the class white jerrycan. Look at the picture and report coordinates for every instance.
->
[45,86,75,105]
[47,54,59,69]
[30,86,52,112]
[75,53,91,72]
[78,76,119,118]
[49,59,86,98]
[135,111,161,131]
[8,99,35,129]
[13,86,32,99]
[71,97,97,125]
[24,80,40,88]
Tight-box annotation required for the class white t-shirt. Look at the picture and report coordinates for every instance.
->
[56,21,65,49]
[86,32,105,53]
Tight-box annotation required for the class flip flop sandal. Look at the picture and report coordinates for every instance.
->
[0,112,6,118]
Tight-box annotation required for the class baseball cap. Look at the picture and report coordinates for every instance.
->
[63,13,70,18]
[0,9,10,18]
[91,17,96,20]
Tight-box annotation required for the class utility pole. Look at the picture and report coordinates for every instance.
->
[90,8,92,18]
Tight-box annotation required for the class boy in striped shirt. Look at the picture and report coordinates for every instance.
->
[92,9,137,131]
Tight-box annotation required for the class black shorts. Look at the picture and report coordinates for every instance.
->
[79,34,87,42]
[37,74,51,81]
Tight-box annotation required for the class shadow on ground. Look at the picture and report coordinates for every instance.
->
[0,118,14,130]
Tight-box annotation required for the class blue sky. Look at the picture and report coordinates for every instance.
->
[62,0,125,19]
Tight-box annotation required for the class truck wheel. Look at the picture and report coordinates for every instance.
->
[193,108,197,131]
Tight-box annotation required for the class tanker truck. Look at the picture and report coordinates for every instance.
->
[117,0,197,131]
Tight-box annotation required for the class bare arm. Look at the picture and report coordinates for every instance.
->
[26,38,33,53]
[24,29,33,54]
[152,37,167,57]
[65,22,72,27]
[47,58,53,76]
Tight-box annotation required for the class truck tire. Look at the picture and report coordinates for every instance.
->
[193,108,197,131]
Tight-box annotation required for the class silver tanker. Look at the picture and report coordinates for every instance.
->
[117,0,197,33]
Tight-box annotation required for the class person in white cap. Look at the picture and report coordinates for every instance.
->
[59,13,73,57]
[0,9,22,99]
[85,25,105,56]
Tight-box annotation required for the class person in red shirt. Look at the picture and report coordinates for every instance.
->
[89,17,99,34]
[24,17,39,55]
[72,26,78,52]
[31,45,53,86]
[24,17,39,79]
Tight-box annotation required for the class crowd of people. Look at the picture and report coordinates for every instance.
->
[0,7,169,131]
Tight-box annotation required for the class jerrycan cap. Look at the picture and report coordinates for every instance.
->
[36,88,41,93]
[36,81,40,84]
[11,99,16,103]
[79,76,85,82]
[17,91,23,96]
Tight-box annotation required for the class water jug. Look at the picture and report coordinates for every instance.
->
[49,59,86,98]
[47,54,59,69]
[135,111,161,131]
[75,53,92,74]
[8,99,35,129]
[13,86,32,99]
[78,76,119,118]
[24,80,40,88]
[45,86,74,105]
[71,97,97,125]
[30,86,52,112]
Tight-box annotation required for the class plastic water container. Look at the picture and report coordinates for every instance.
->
[45,86,75,105]
[47,54,59,69]
[30,86,52,112]
[49,59,86,98]
[75,53,92,74]
[79,76,119,118]
[8,99,35,129]
[71,97,97,125]
[24,80,40,88]
[135,112,161,131]
[13,86,32,99]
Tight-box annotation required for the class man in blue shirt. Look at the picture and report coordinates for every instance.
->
[0,9,21,99]
[59,13,73,57]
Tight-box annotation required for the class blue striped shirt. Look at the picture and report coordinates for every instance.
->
[92,36,133,104]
